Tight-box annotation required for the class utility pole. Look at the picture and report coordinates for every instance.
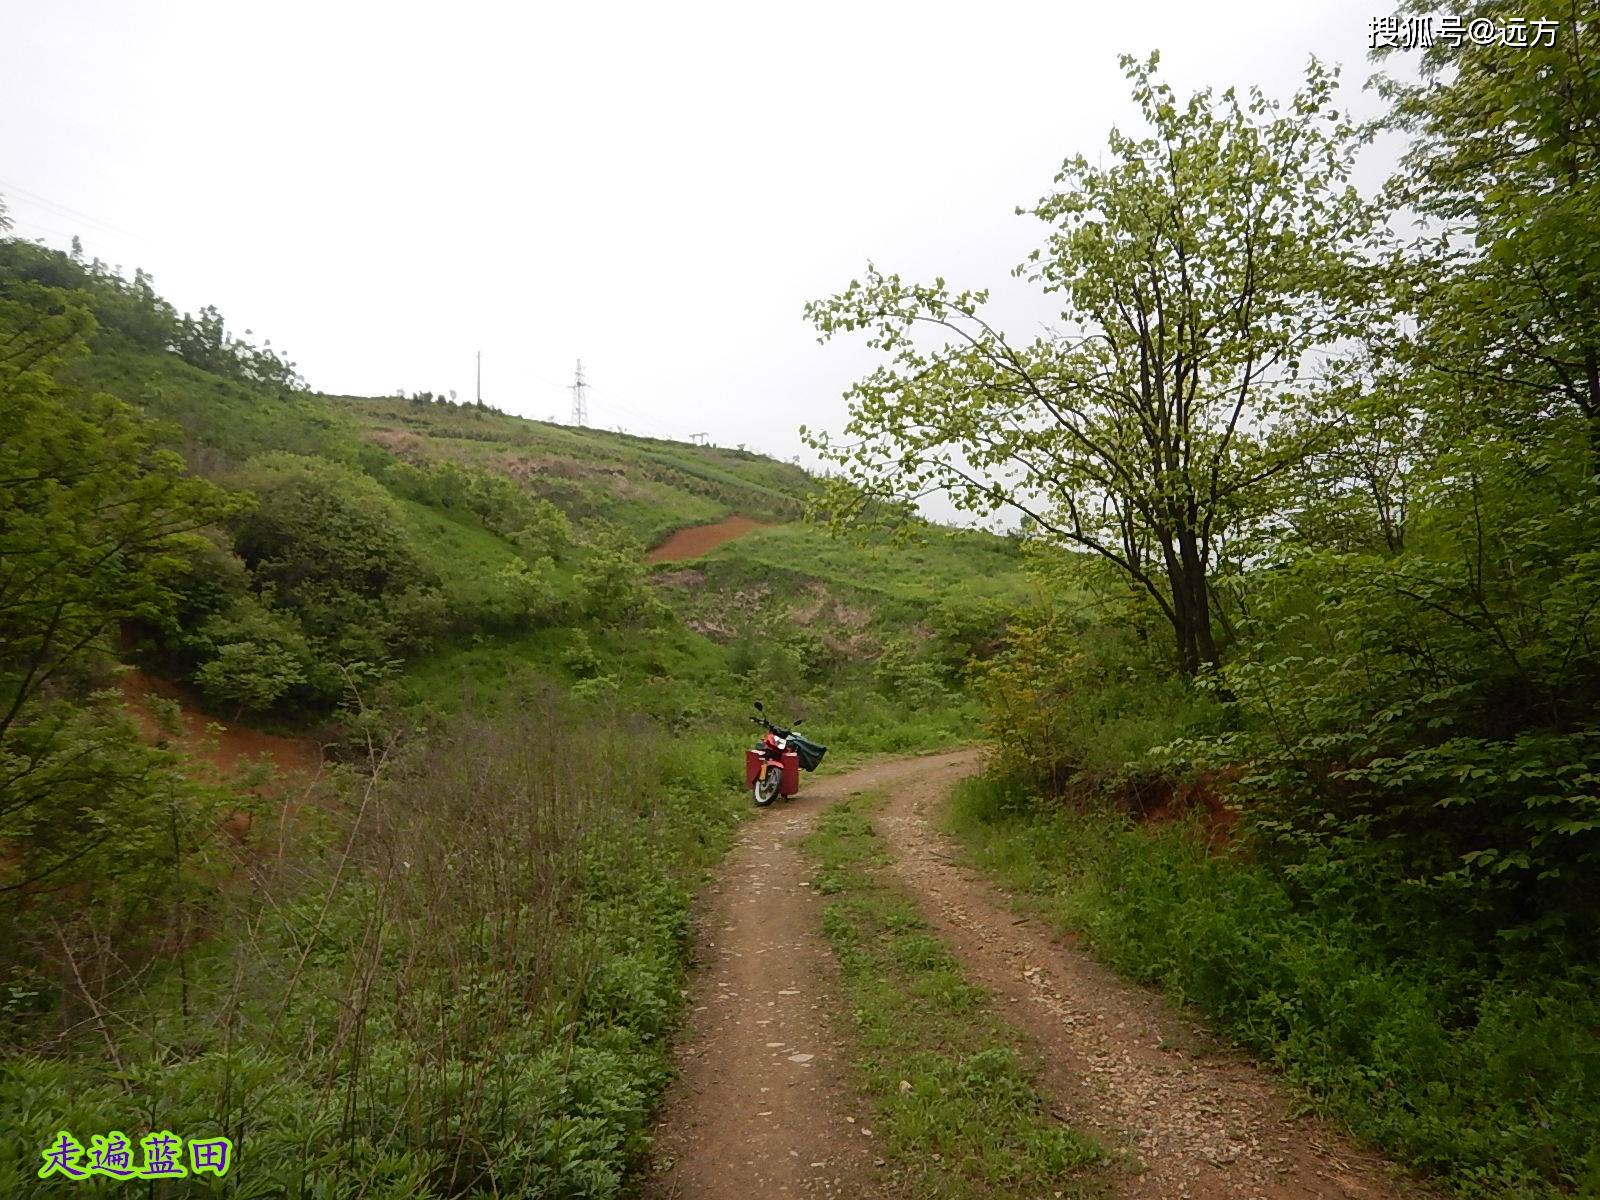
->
[475,350,482,405]
[570,358,588,426]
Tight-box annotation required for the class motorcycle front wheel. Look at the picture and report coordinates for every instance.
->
[753,769,781,807]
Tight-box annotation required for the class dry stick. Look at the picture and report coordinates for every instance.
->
[51,919,127,1077]
[264,738,391,1045]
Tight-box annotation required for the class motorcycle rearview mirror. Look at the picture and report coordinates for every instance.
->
[753,701,764,712]
[792,719,804,727]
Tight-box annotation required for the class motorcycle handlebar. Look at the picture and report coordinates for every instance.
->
[749,706,804,735]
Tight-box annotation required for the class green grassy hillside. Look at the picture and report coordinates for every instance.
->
[59,301,1024,746]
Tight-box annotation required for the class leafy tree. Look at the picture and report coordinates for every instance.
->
[193,641,304,715]
[970,600,1087,792]
[171,303,301,391]
[1269,367,1428,557]
[1168,489,1600,944]
[1377,4,1600,478]
[562,629,603,679]
[926,595,1011,679]
[0,291,237,748]
[873,636,947,709]
[508,497,572,559]
[493,556,559,626]
[0,282,236,898]
[805,54,1387,674]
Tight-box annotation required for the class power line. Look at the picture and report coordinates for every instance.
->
[5,213,83,244]
[586,388,699,442]
[0,177,148,243]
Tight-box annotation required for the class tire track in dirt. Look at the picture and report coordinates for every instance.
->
[873,758,1438,1200]
[645,751,975,1199]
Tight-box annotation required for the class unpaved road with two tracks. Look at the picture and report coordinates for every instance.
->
[646,750,1425,1200]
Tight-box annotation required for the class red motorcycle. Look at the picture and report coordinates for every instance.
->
[746,701,827,806]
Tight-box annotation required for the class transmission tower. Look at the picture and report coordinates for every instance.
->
[570,359,588,426]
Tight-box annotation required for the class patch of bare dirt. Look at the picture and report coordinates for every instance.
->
[873,761,1436,1200]
[118,670,324,783]
[364,427,428,460]
[652,568,708,590]
[645,752,973,1199]
[645,515,764,564]
[495,453,653,501]
[786,584,876,659]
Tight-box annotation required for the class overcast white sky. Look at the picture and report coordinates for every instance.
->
[2,1,1396,470]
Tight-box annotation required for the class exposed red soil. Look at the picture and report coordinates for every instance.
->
[1102,770,1241,850]
[645,515,764,564]
[117,669,324,782]
[1141,774,1241,849]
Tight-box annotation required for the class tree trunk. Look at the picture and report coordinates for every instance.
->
[1168,604,1201,677]
[1585,347,1600,485]
[1589,409,1600,488]
[1167,526,1220,677]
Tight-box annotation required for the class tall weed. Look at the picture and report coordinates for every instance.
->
[1,685,740,1198]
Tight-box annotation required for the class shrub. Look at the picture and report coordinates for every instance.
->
[232,453,428,625]
[191,600,314,713]
[577,529,666,623]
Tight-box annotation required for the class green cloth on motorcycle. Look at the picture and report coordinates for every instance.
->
[789,733,827,771]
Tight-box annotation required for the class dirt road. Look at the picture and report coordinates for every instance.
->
[648,750,1423,1200]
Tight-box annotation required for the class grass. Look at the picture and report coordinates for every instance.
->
[945,773,1600,1200]
[803,791,1107,1199]
[701,522,1030,617]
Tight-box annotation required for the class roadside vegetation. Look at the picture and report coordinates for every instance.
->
[5,690,740,1197]
[805,793,1106,1199]
[813,25,1600,1200]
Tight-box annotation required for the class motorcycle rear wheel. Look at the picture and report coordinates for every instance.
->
[753,770,781,806]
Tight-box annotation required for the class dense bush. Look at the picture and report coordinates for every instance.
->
[0,238,300,388]
[191,599,321,714]
[0,278,241,961]
[230,453,448,661]
[577,528,667,624]
[1148,443,1600,951]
